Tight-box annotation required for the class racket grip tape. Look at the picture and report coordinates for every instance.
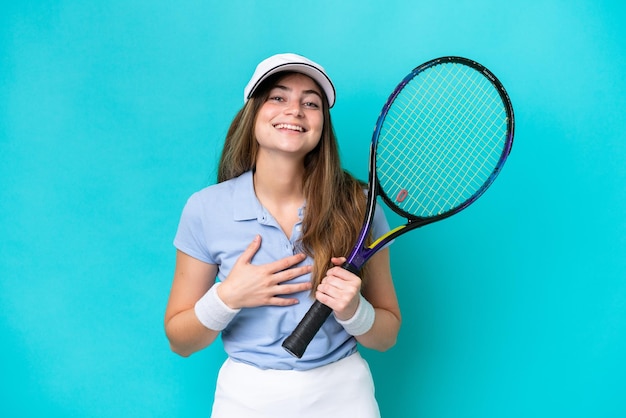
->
[282,301,332,358]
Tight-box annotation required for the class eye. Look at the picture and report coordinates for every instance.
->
[269,95,285,102]
[303,101,320,109]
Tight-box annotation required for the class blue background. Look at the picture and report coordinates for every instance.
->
[2,1,625,417]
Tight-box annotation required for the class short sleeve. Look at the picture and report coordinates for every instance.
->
[371,201,393,248]
[173,193,215,264]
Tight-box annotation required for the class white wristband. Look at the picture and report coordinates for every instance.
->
[194,282,241,331]
[335,294,375,336]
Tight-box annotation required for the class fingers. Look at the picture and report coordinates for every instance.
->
[325,265,359,286]
[267,265,313,305]
[269,252,309,275]
[236,235,309,278]
[235,235,262,266]
[330,256,347,266]
[316,264,362,316]
[267,291,309,306]
[227,235,315,307]
[271,263,312,284]
[230,236,314,305]
[235,236,308,280]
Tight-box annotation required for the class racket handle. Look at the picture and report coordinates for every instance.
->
[282,301,332,358]
[283,262,362,358]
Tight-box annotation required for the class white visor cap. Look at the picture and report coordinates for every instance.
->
[243,53,336,108]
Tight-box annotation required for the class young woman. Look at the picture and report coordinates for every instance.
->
[164,53,401,418]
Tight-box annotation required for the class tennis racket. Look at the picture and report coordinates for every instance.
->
[282,56,515,358]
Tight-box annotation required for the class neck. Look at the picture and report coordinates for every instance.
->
[253,159,305,203]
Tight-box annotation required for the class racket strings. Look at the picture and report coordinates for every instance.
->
[376,62,508,217]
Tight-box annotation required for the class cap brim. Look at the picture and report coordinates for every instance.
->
[245,62,336,108]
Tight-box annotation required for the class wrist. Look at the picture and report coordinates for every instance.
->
[194,282,241,331]
[335,294,375,336]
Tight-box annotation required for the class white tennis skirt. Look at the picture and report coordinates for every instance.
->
[210,352,380,418]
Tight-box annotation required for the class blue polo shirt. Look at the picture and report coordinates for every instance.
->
[174,170,391,370]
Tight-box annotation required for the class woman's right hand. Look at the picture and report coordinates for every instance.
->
[216,235,313,309]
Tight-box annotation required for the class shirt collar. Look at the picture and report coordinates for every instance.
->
[233,171,263,221]
[232,170,307,224]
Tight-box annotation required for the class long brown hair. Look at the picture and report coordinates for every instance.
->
[217,72,368,290]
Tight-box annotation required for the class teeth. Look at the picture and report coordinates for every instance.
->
[274,123,304,132]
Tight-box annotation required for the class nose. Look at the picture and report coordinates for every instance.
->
[285,101,304,117]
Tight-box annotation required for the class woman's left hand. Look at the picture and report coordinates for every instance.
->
[315,257,361,321]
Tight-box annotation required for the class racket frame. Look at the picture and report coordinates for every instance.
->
[344,56,514,272]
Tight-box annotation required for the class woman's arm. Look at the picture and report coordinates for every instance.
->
[316,248,401,352]
[164,250,220,357]
[354,248,401,351]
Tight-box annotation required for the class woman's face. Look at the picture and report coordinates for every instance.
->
[254,73,325,162]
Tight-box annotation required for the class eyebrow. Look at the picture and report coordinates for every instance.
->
[272,84,323,100]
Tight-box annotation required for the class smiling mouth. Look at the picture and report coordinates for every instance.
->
[273,123,306,132]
